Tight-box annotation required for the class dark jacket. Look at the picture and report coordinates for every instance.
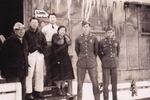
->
[24,28,47,55]
[0,34,28,78]
[75,33,98,68]
[0,40,3,67]
[0,39,2,51]
[98,37,120,68]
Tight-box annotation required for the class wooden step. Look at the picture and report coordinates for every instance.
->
[35,95,77,100]
[43,86,74,98]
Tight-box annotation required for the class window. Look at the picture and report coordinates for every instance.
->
[141,5,150,33]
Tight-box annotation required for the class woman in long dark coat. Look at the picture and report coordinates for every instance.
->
[50,25,74,96]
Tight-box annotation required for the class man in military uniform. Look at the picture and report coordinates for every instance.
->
[98,26,120,100]
[75,21,100,100]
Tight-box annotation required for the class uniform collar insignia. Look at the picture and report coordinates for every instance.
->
[81,33,92,37]
[106,37,115,41]
[80,34,84,37]
[89,33,93,36]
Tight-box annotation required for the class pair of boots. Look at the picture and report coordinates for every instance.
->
[25,91,45,100]
[57,87,67,96]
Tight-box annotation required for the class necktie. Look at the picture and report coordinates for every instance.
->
[52,25,54,29]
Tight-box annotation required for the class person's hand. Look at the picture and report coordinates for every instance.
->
[64,34,71,45]
[0,35,6,43]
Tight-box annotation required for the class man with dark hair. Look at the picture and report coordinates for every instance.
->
[75,21,100,100]
[24,17,47,99]
[0,22,28,100]
[98,26,120,100]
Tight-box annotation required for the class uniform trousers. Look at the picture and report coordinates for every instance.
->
[26,50,44,93]
[77,67,100,100]
[102,68,117,100]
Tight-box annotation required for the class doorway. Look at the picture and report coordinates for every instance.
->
[0,0,23,38]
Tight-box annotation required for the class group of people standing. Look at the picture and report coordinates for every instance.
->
[0,12,120,100]
[0,14,74,100]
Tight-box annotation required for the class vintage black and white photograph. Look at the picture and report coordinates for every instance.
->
[0,0,150,100]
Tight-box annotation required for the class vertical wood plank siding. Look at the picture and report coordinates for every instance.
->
[23,0,150,82]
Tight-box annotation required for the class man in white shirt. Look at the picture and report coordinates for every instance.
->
[42,13,58,45]
[42,13,58,86]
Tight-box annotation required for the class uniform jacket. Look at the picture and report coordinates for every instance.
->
[0,34,28,78]
[98,37,120,68]
[75,33,98,68]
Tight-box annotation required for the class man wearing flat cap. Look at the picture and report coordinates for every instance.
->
[75,21,100,100]
[0,22,28,100]
[98,26,120,100]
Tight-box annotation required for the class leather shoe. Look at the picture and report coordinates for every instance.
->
[57,88,64,96]
[25,94,34,100]
[33,91,45,99]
